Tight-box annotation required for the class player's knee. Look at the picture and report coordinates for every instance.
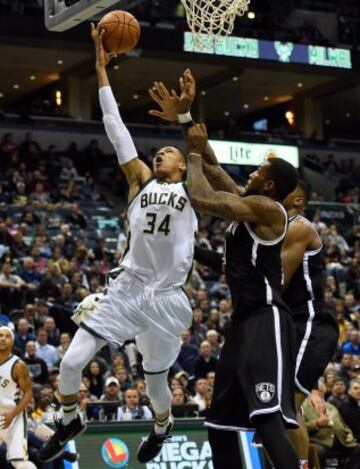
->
[60,355,74,377]
[11,461,37,469]
[60,351,82,376]
[146,379,169,400]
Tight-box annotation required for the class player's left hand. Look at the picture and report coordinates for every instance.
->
[0,410,16,429]
[148,81,179,122]
[187,123,208,154]
[148,69,196,121]
[308,389,325,415]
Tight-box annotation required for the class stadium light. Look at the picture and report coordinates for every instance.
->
[285,110,295,126]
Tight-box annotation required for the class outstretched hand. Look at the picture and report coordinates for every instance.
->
[148,81,179,121]
[148,69,196,122]
[178,69,196,114]
[187,123,208,154]
[91,23,117,69]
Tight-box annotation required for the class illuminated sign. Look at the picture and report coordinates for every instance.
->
[184,32,352,70]
[148,434,212,468]
[209,140,299,168]
[72,423,265,468]
[101,438,129,468]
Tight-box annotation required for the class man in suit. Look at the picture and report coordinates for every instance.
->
[303,382,360,469]
[339,379,360,441]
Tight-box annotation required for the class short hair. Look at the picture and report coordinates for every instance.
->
[267,158,298,201]
[349,379,360,389]
[297,180,311,205]
[125,387,139,395]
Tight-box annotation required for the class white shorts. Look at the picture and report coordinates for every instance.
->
[0,411,28,462]
[80,270,192,372]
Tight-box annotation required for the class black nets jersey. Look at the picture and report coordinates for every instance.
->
[225,203,290,317]
[283,215,324,311]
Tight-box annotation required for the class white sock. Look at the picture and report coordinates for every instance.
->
[62,401,78,425]
[154,414,173,435]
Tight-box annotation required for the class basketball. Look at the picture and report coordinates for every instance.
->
[98,10,140,55]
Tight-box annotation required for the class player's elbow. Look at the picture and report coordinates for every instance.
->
[188,192,204,210]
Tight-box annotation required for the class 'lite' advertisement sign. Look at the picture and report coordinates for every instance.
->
[209,140,299,168]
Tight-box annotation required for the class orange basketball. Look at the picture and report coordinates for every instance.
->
[98,10,140,55]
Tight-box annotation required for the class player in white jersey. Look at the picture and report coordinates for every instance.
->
[39,25,197,464]
[0,327,35,469]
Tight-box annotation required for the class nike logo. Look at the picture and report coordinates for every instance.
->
[59,431,77,446]
[59,424,86,446]
[58,437,71,446]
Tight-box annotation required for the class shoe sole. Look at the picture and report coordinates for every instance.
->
[38,424,87,463]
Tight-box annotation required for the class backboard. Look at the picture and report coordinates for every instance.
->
[44,0,123,32]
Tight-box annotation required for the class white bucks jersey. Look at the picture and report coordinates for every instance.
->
[0,354,21,410]
[120,179,197,289]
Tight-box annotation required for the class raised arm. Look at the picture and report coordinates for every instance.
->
[186,125,285,238]
[148,70,242,196]
[92,24,152,203]
[281,217,320,288]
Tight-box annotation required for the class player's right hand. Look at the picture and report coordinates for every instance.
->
[0,410,16,429]
[91,23,117,69]
[187,123,208,154]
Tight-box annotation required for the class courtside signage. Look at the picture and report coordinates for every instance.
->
[184,32,352,70]
[101,438,130,468]
[146,434,213,469]
[209,140,299,168]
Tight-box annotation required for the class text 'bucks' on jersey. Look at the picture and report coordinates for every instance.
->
[0,354,21,410]
[120,179,198,289]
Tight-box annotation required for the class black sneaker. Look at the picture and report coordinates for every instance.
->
[38,414,86,462]
[251,431,263,448]
[63,451,79,462]
[137,420,173,463]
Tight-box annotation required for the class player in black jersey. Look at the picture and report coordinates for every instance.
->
[282,182,339,468]
[186,124,299,469]
[193,183,339,468]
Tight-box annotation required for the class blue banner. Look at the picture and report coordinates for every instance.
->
[184,32,352,70]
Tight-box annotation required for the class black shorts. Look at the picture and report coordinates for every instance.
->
[205,306,298,432]
[293,301,339,395]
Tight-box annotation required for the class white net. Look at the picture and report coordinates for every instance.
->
[181,0,250,48]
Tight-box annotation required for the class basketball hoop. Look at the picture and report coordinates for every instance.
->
[181,0,250,49]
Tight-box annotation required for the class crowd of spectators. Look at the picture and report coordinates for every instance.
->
[304,152,360,204]
[0,130,360,468]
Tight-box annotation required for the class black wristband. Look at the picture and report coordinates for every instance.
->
[194,246,224,273]
[180,120,195,130]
